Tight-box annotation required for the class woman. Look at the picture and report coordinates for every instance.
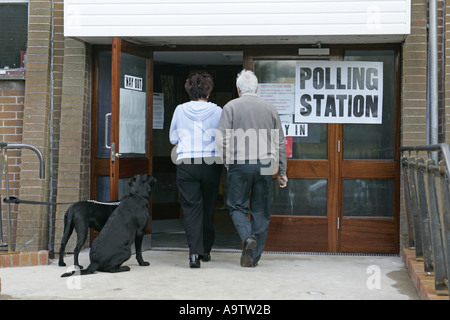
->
[169,72,222,268]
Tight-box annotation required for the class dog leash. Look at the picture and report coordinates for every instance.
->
[3,196,120,206]
[87,200,121,206]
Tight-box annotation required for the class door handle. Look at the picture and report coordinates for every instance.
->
[105,113,111,149]
[105,113,117,162]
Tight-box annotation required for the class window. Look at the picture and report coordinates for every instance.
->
[0,1,28,69]
[254,60,328,160]
[343,50,396,160]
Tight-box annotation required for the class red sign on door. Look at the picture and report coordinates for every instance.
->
[285,136,293,158]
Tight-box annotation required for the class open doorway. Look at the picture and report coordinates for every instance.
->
[151,51,243,250]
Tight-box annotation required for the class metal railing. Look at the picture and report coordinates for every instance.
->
[401,143,450,297]
[0,142,45,252]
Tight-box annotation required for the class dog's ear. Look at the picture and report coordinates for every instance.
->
[145,175,156,194]
[150,176,157,189]
[129,175,137,186]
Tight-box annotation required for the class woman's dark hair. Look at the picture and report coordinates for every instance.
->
[184,72,214,101]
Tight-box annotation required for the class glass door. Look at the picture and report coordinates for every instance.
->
[252,55,335,252]
[249,46,400,253]
[92,39,153,235]
[109,38,153,201]
[339,49,400,253]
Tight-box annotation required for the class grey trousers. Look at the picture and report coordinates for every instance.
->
[226,161,272,264]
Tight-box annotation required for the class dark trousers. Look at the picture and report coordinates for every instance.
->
[176,159,222,255]
[226,161,272,264]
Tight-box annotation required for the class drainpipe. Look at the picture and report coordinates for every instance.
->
[48,0,55,256]
[428,0,438,147]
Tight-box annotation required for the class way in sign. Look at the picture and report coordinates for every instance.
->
[283,123,308,137]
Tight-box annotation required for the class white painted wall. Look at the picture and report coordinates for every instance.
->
[64,0,410,41]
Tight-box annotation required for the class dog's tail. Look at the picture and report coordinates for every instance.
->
[60,264,97,277]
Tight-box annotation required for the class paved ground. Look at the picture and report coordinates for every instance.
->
[0,248,419,300]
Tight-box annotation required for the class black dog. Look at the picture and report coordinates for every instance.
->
[58,200,119,268]
[61,174,156,277]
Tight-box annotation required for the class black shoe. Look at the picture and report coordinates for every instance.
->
[241,237,257,267]
[189,254,201,268]
[200,253,211,262]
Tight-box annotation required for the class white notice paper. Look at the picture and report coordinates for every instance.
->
[119,88,146,154]
[153,92,164,130]
[258,83,295,114]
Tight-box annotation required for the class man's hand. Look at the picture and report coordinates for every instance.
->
[277,175,288,188]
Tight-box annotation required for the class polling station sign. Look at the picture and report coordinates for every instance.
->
[294,61,383,124]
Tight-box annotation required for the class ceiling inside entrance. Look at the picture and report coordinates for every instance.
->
[154,51,243,66]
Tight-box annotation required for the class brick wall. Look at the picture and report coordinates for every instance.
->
[1,0,91,253]
[54,38,92,252]
[402,0,428,147]
[446,2,450,142]
[401,0,446,145]
[14,0,65,252]
[438,0,446,143]
[400,0,449,249]
[0,250,48,268]
[0,80,24,247]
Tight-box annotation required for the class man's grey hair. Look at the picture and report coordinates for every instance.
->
[236,69,258,94]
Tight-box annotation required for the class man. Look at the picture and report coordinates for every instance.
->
[216,70,288,267]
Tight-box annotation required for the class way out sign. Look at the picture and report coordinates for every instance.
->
[294,61,383,124]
